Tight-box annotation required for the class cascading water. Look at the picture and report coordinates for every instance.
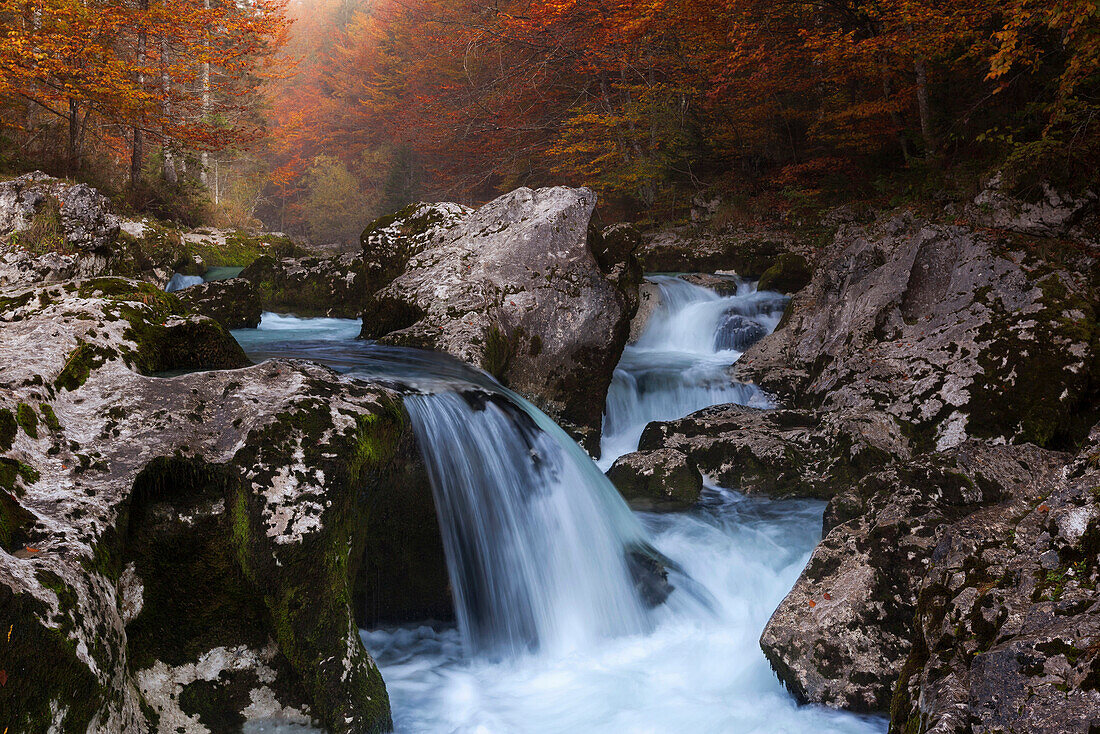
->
[404,391,652,657]
[231,292,886,734]
[599,275,786,468]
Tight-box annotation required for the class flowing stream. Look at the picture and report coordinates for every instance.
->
[232,288,885,734]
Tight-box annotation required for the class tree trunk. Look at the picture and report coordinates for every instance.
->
[200,0,211,186]
[131,1,147,190]
[68,98,82,175]
[914,58,935,155]
[159,36,178,186]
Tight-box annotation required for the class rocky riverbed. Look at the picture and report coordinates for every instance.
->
[1,173,1098,733]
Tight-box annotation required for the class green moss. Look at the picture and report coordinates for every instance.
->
[0,583,107,733]
[0,457,40,495]
[16,402,38,439]
[8,195,66,253]
[0,408,17,451]
[55,341,115,391]
[39,403,61,432]
[0,291,34,314]
[757,253,812,294]
[482,324,515,380]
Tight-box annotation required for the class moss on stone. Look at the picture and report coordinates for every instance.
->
[0,582,108,733]
[39,403,62,432]
[55,341,115,391]
[0,457,39,496]
[757,253,812,294]
[16,402,38,439]
[0,408,17,451]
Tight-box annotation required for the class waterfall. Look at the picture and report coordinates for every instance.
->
[404,387,655,657]
[599,275,788,468]
[165,273,204,292]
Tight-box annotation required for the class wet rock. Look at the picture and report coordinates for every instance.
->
[637,225,797,277]
[629,281,661,344]
[760,442,1065,714]
[174,277,262,329]
[0,280,412,733]
[714,312,768,352]
[361,187,634,451]
[736,214,1100,451]
[756,253,811,294]
[638,405,906,500]
[606,448,702,511]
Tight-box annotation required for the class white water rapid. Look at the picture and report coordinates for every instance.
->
[232,279,886,734]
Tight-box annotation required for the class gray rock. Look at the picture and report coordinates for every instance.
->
[0,279,408,733]
[637,405,906,500]
[174,277,262,329]
[736,214,1100,451]
[713,312,768,352]
[0,172,120,252]
[760,442,1064,714]
[361,187,634,450]
[892,429,1100,733]
[967,173,1097,237]
[606,448,702,510]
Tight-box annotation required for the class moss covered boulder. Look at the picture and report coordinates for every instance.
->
[605,448,702,511]
[0,279,421,733]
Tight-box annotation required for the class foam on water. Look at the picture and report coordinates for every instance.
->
[229,283,886,734]
[599,275,786,468]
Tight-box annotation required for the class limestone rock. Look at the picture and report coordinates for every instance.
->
[360,187,634,450]
[0,279,408,733]
[606,448,702,511]
[760,442,1064,714]
[0,172,120,253]
[637,405,906,500]
[967,173,1097,237]
[174,278,262,329]
[736,214,1100,451]
[756,253,811,294]
[637,225,797,277]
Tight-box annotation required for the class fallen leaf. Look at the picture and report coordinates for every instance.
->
[24,546,39,553]
[1038,504,1050,513]
[823,592,832,600]
[808,600,816,608]
[0,670,7,686]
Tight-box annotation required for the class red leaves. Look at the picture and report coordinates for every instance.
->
[0,669,7,686]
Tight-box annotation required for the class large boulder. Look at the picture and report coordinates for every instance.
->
[635,405,906,500]
[0,172,120,253]
[360,187,636,450]
[760,442,1063,714]
[891,429,1100,733]
[240,253,370,318]
[736,214,1100,451]
[0,279,414,733]
[174,278,262,329]
[967,173,1097,238]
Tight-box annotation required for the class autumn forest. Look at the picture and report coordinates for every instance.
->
[1,0,1097,244]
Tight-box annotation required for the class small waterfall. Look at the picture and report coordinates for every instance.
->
[599,275,788,467]
[166,273,204,292]
[405,387,655,657]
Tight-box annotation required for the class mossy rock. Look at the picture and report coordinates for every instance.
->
[758,253,812,294]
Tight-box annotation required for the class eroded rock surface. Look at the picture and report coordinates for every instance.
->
[361,187,636,449]
[736,213,1100,451]
[0,279,408,733]
[174,277,262,329]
